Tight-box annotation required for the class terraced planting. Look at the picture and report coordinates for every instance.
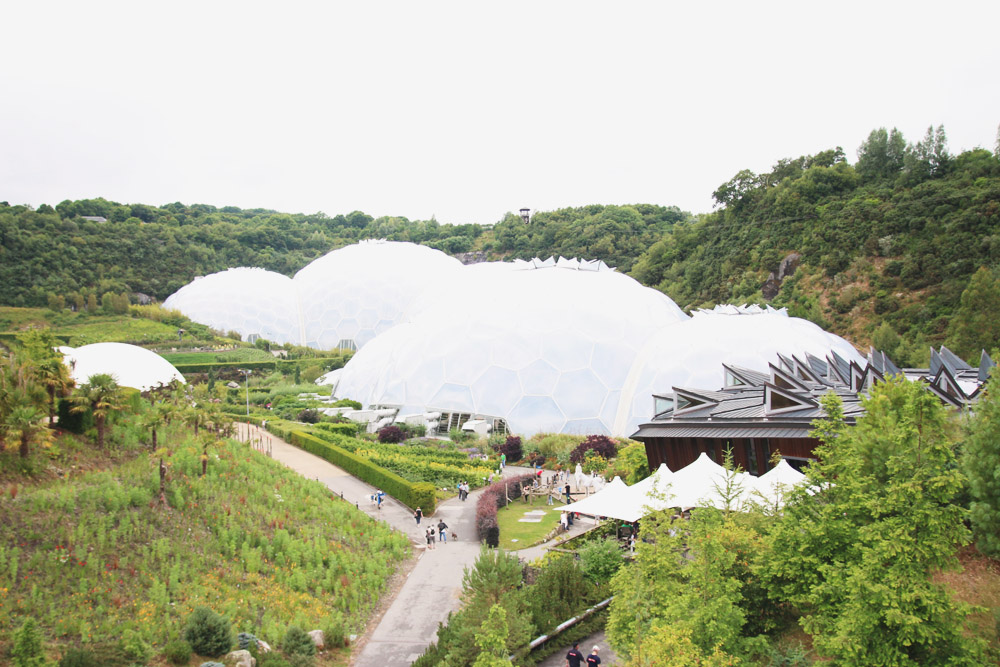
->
[306,427,495,489]
[0,433,409,659]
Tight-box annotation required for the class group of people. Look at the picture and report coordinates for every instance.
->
[456,480,471,501]
[565,643,602,666]
[424,520,450,549]
[370,488,385,509]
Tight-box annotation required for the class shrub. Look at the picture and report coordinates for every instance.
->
[58,648,100,667]
[11,618,45,667]
[199,663,226,667]
[289,431,437,513]
[237,632,258,651]
[183,606,233,658]
[377,425,405,443]
[281,625,316,657]
[578,537,624,585]
[322,617,347,649]
[498,436,523,462]
[297,408,321,423]
[257,655,291,667]
[569,435,618,464]
[163,639,193,665]
[120,628,151,664]
[332,398,362,409]
[315,421,360,436]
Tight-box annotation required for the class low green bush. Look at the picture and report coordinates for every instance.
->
[58,648,100,667]
[183,606,233,658]
[163,638,193,665]
[11,618,45,667]
[281,625,316,657]
[315,422,360,437]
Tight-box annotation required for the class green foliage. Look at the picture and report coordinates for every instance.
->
[608,510,769,662]
[472,605,510,667]
[183,607,233,658]
[607,441,649,484]
[119,627,152,663]
[163,638,193,665]
[763,380,985,665]
[624,623,740,667]
[11,617,46,667]
[948,266,1000,362]
[527,555,595,632]
[962,373,1000,557]
[578,537,624,585]
[57,648,100,667]
[281,625,316,658]
[289,430,440,512]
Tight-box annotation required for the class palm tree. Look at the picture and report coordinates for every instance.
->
[70,374,124,449]
[36,356,74,426]
[6,398,51,458]
[0,351,47,454]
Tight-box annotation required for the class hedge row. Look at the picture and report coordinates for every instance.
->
[314,422,363,437]
[288,430,437,514]
[170,357,344,375]
[475,474,536,546]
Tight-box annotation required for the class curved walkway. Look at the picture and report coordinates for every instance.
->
[237,424,487,666]
[236,425,616,664]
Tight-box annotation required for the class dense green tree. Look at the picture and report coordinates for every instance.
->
[471,605,510,667]
[962,373,1000,557]
[856,127,906,181]
[947,266,1000,362]
[763,381,984,665]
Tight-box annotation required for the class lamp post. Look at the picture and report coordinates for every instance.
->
[238,369,252,416]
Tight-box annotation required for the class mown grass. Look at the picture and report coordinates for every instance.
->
[0,425,409,663]
[496,503,563,550]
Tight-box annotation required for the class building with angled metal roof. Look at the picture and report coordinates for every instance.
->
[631,346,994,475]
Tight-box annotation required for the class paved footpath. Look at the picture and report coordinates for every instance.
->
[237,424,490,666]
[236,426,616,664]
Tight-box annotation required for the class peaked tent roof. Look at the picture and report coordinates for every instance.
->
[560,476,632,519]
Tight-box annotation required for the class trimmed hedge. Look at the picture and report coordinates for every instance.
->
[315,422,362,437]
[289,430,437,514]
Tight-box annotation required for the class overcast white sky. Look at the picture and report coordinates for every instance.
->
[2,1,998,224]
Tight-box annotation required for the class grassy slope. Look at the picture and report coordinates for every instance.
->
[0,427,409,662]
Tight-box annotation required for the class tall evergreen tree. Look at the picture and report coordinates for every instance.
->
[962,373,1000,557]
[948,266,1000,362]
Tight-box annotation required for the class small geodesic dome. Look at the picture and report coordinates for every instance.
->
[613,306,866,435]
[60,343,186,391]
[334,259,690,436]
[293,240,463,351]
[162,268,299,345]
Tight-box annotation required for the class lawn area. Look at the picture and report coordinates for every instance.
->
[160,348,276,364]
[496,502,564,550]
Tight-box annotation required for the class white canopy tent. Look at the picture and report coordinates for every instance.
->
[748,458,807,508]
[560,477,633,520]
[659,452,755,511]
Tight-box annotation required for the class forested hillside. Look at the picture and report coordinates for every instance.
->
[631,129,1000,365]
[3,126,999,366]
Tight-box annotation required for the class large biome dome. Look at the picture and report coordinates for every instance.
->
[334,259,690,436]
[162,268,299,345]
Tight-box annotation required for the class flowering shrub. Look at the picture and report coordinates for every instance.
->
[377,425,405,443]
[569,435,618,464]
[475,474,535,544]
[497,436,523,462]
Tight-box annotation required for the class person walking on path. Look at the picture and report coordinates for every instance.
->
[438,520,448,544]
[425,527,435,549]
[500,452,506,470]
[564,643,584,667]
[565,482,572,504]
[585,646,601,666]
[414,507,422,525]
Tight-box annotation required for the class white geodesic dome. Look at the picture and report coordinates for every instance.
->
[60,343,186,391]
[613,306,865,435]
[334,260,690,436]
[293,240,463,350]
[162,268,299,345]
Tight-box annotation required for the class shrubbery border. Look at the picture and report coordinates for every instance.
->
[475,474,535,545]
[288,430,437,514]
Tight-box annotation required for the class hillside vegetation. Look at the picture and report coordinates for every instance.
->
[3,126,1000,365]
